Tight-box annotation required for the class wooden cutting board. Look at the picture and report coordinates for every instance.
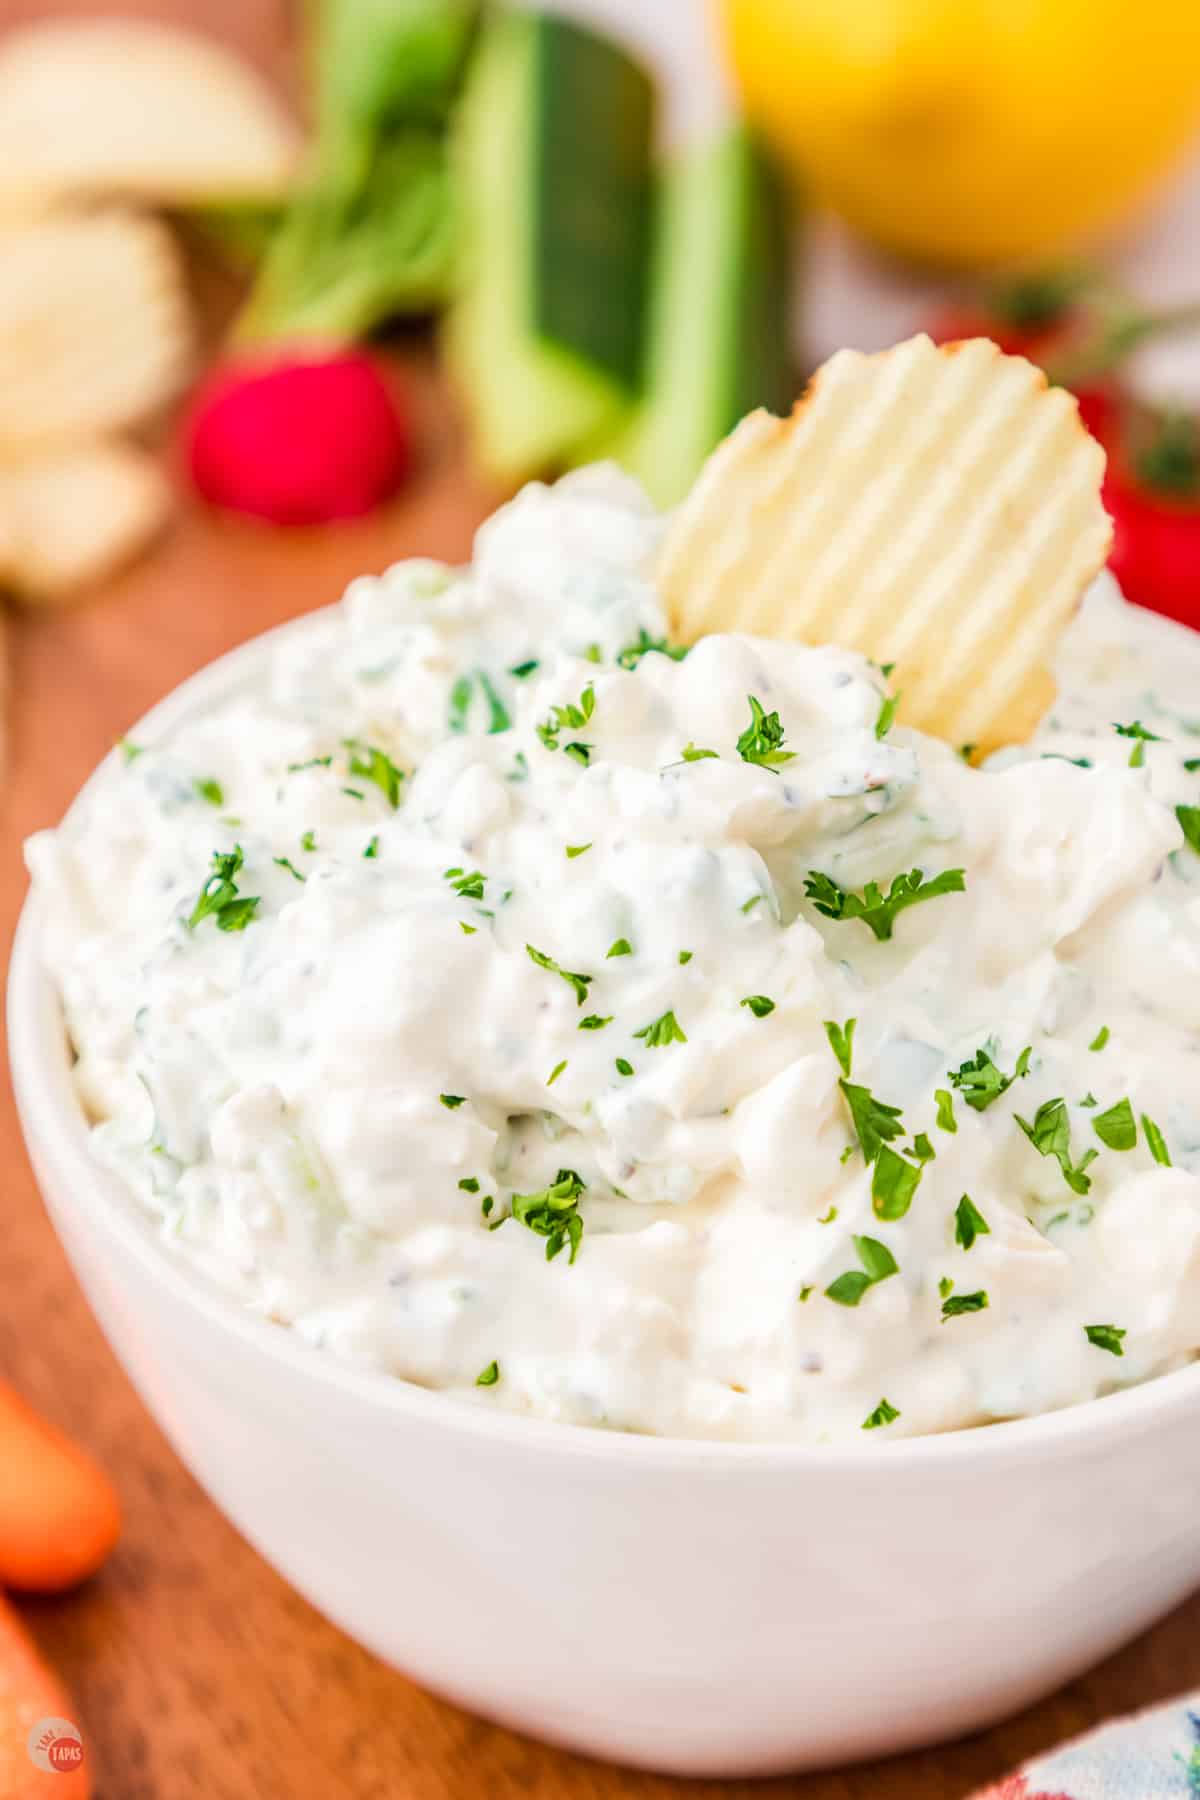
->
[2,4,1198,1796]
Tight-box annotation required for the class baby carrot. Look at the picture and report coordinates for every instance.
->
[0,1592,90,1796]
[0,1383,119,1593]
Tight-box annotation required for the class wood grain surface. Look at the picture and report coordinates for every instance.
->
[2,3,1199,1796]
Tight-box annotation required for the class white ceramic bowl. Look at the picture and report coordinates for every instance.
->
[11,619,1200,1778]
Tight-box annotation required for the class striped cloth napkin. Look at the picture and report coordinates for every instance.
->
[973,1696,1200,1798]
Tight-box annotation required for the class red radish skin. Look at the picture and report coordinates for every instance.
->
[185,350,412,526]
[0,1382,120,1593]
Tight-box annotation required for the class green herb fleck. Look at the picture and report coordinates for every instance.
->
[1084,1324,1126,1357]
[1089,1026,1110,1052]
[1177,805,1200,854]
[678,950,693,965]
[949,1044,1031,1112]
[476,1361,500,1387]
[954,1195,990,1250]
[546,1060,567,1087]
[935,1089,957,1133]
[818,1204,838,1224]
[1142,1114,1172,1166]
[871,1144,923,1220]
[736,694,795,773]
[510,659,539,680]
[458,1177,480,1193]
[823,1018,856,1078]
[579,1014,612,1031]
[838,1079,904,1163]
[565,843,592,859]
[862,1398,900,1430]
[942,1290,988,1319]
[1093,1097,1137,1151]
[615,1058,634,1077]
[1113,720,1164,767]
[798,1285,814,1303]
[511,1168,586,1264]
[346,742,403,808]
[616,628,689,671]
[1015,1098,1098,1194]
[537,684,595,758]
[938,1276,954,1299]
[633,1009,687,1048]
[874,693,899,740]
[606,938,632,959]
[740,995,776,1019]
[300,830,317,852]
[273,856,306,882]
[445,868,486,901]
[805,866,966,941]
[440,1094,466,1110]
[526,944,592,1006]
[117,736,144,763]
[194,777,224,807]
[187,845,260,934]
[825,1234,899,1307]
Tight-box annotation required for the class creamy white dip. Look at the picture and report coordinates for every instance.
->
[27,467,1200,1443]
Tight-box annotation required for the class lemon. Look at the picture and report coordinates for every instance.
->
[720,0,1200,267]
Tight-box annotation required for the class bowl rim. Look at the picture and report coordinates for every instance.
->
[12,599,1200,1475]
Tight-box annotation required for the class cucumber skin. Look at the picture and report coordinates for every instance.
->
[596,126,796,509]
[531,15,653,394]
[444,9,655,484]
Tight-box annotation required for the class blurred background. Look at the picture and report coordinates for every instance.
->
[1,4,1200,1794]
[2,0,1200,642]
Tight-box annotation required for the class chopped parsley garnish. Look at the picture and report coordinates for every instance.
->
[678,950,693,965]
[954,1195,990,1250]
[546,1060,567,1087]
[1015,1098,1097,1194]
[615,1057,634,1077]
[537,683,595,759]
[934,1089,957,1133]
[838,1079,904,1163]
[1089,1025,1110,1052]
[194,777,224,807]
[342,786,365,801]
[1084,1324,1126,1357]
[565,843,592,859]
[740,995,776,1019]
[579,1014,612,1031]
[1079,1092,1097,1108]
[440,1093,466,1110]
[910,1133,935,1163]
[187,845,260,934]
[606,938,633,959]
[476,1361,500,1387]
[287,755,332,772]
[509,659,540,680]
[1142,1113,1172,1166]
[117,736,144,763]
[458,1177,480,1193]
[874,693,899,740]
[526,944,592,1006]
[448,670,511,735]
[511,1168,586,1263]
[1177,805,1200,854]
[616,628,689,671]
[445,868,486,901]
[740,894,765,915]
[583,643,603,664]
[798,1285,814,1303]
[679,743,719,763]
[460,922,477,935]
[563,742,591,767]
[942,1290,988,1319]
[818,1204,838,1224]
[862,1398,900,1430]
[1185,758,1200,773]
[948,1043,1031,1112]
[825,1234,898,1307]
[481,1195,494,1219]
[1112,720,1164,767]
[363,836,380,859]
[1092,1097,1137,1151]
[736,694,795,773]
[804,866,965,941]
[273,856,305,882]
[938,1276,954,1299]
[823,1018,856,1078]
[871,1144,923,1220]
[345,742,404,807]
[300,830,317,852]
[633,1009,687,1048]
